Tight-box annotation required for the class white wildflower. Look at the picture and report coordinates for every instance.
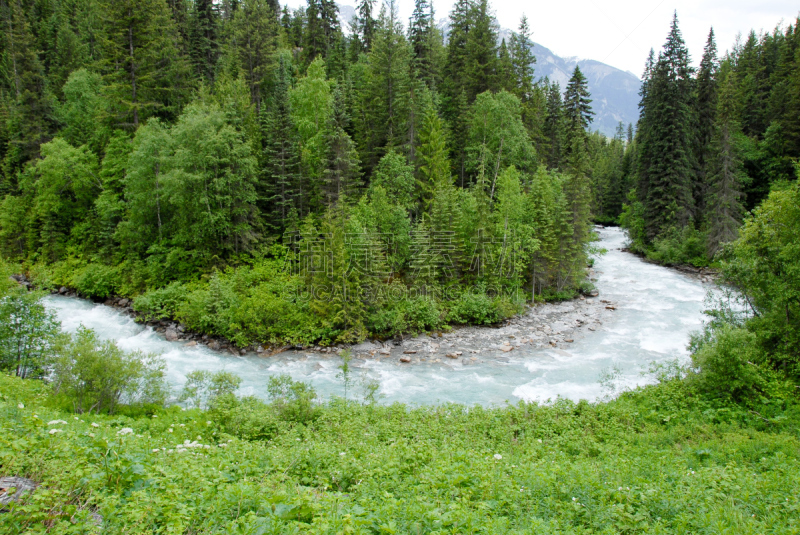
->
[152,449,160,453]
[117,427,134,436]
[537,439,542,443]
[493,454,502,460]
[49,428,61,435]
[168,428,174,433]
[218,443,227,448]
[17,403,24,409]
[91,422,100,428]
[179,424,185,427]
[152,414,158,418]
[339,452,346,456]
[74,417,79,420]
[48,420,67,425]
[206,421,212,425]
[88,433,95,438]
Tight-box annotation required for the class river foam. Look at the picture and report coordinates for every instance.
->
[45,227,713,406]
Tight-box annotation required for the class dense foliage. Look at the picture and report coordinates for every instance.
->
[621,14,800,265]
[2,160,800,532]
[3,368,800,533]
[0,0,617,345]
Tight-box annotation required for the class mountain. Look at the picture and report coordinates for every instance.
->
[530,42,641,138]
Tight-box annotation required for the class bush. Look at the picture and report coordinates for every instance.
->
[72,263,120,298]
[690,325,782,402]
[648,225,709,267]
[132,281,189,320]
[51,327,169,414]
[267,374,320,424]
[178,370,242,409]
[208,393,281,441]
[0,289,61,379]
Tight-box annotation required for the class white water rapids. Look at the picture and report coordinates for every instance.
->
[44,227,713,406]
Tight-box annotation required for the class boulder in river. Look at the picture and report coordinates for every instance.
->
[165,327,179,342]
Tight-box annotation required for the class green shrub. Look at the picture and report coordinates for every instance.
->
[0,289,61,379]
[690,325,779,402]
[72,263,119,298]
[51,327,169,414]
[648,225,709,267]
[132,281,189,320]
[267,374,320,424]
[208,393,281,441]
[446,291,500,324]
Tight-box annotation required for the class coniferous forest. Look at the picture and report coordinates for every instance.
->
[0,0,797,346]
[3,2,800,533]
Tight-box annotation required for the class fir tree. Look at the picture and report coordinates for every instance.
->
[464,0,497,100]
[543,80,564,169]
[2,0,54,173]
[636,13,696,239]
[496,39,514,93]
[563,66,594,134]
[694,27,718,217]
[262,55,300,228]
[408,0,438,89]
[509,15,536,104]
[323,86,362,205]
[98,0,191,129]
[706,65,746,256]
[229,0,280,113]
[353,0,376,54]
[189,0,220,83]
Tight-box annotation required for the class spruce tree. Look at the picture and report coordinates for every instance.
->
[189,0,220,83]
[2,0,54,173]
[408,0,437,89]
[636,13,696,239]
[353,0,377,54]
[543,80,564,169]
[464,0,497,100]
[229,0,280,113]
[563,66,594,134]
[98,0,191,128]
[262,55,300,228]
[694,27,718,217]
[706,65,746,256]
[509,15,536,104]
[355,0,411,171]
[496,39,515,93]
[323,87,362,205]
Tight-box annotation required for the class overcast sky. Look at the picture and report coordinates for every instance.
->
[282,0,799,77]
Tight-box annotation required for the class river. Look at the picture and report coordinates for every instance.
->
[44,227,713,406]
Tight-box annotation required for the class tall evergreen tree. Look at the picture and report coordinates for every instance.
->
[98,0,191,129]
[262,55,300,227]
[464,0,497,101]
[189,0,220,83]
[509,15,535,104]
[563,66,594,134]
[694,27,718,216]
[323,86,362,205]
[352,0,376,54]
[636,13,696,239]
[2,0,54,175]
[355,0,411,171]
[229,0,280,113]
[543,80,563,169]
[706,65,746,256]
[304,0,340,64]
[408,0,438,89]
